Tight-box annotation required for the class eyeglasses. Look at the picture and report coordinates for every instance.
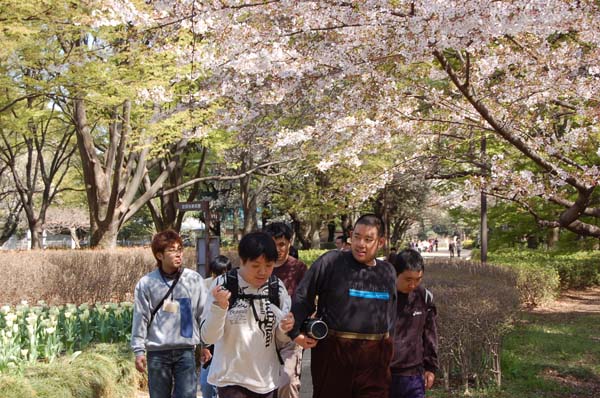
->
[164,247,184,255]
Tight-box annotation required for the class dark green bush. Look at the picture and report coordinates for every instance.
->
[471,248,599,305]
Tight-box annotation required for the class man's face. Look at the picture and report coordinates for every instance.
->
[239,254,275,288]
[335,238,343,250]
[396,270,423,294]
[351,224,384,265]
[273,236,291,264]
[156,244,183,272]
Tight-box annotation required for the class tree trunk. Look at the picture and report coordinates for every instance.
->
[28,219,43,249]
[480,135,488,264]
[341,214,352,237]
[90,220,120,249]
[0,204,21,245]
[547,227,560,248]
[69,227,81,249]
[310,218,322,249]
[242,194,258,234]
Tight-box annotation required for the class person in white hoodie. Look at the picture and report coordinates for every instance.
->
[131,229,208,398]
[201,231,295,398]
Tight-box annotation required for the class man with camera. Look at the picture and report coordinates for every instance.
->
[263,222,307,398]
[289,214,397,398]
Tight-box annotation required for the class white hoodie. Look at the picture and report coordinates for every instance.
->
[201,273,291,394]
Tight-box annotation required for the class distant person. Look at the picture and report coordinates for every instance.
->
[290,214,397,398]
[342,237,352,251]
[131,230,208,398]
[448,239,455,258]
[201,232,294,398]
[199,255,233,398]
[335,235,345,250]
[433,238,439,252]
[390,249,438,398]
[456,239,462,258]
[263,222,308,398]
[387,247,398,263]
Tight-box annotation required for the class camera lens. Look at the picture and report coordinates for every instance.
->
[303,319,328,340]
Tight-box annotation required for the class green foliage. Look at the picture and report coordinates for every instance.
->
[0,302,133,370]
[490,248,600,289]
[117,207,154,241]
[298,249,327,267]
[500,311,600,398]
[472,248,559,306]
[473,248,600,306]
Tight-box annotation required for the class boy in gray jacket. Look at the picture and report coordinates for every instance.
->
[131,230,208,398]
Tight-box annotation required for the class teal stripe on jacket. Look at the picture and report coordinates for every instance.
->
[348,289,390,300]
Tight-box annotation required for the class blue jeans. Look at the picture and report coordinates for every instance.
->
[389,374,425,398]
[147,348,197,398]
[199,363,218,398]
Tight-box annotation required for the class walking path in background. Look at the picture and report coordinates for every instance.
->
[414,248,472,260]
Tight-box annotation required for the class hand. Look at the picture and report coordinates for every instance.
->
[424,371,435,390]
[293,333,318,349]
[279,312,294,332]
[135,354,147,373]
[212,285,231,309]
[200,347,212,364]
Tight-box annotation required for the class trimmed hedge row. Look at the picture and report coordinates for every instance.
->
[472,248,600,306]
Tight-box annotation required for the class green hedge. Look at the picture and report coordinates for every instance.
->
[471,248,600,306]
[298,249,328,267]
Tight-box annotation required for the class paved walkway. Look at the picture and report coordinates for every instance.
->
[419,248,471,260]
[299,349,313,398]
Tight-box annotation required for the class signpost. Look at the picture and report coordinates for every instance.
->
[176,201,219,277]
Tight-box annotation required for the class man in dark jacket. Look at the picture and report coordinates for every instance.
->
[389,249,438,398]
[290,214,397,398]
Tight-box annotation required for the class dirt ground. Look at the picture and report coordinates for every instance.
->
[531,286,600,314]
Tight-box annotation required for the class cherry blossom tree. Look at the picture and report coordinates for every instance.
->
[38,1,600,241]
[163,0,600,237]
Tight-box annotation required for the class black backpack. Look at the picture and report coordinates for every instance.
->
[223,268,280,308]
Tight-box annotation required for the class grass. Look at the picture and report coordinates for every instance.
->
[500,310,600,398]
[0,344,142,398]
[429,309,600,397]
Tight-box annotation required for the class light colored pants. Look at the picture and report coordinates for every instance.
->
[277,342,303,398]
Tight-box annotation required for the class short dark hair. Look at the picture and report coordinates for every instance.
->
[392,249,425,275]
[262,222,292,241]
[151,229,183,268]
[354,214,385,237]
[209,255,232,277]
[238,231,278,263]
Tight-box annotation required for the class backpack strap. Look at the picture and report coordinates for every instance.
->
[225,268,280,308]
[268,274,280,308]
[148,270,182,328]
[424,288,434,310]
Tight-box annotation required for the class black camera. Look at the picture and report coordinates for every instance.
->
[301,318,328,340]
